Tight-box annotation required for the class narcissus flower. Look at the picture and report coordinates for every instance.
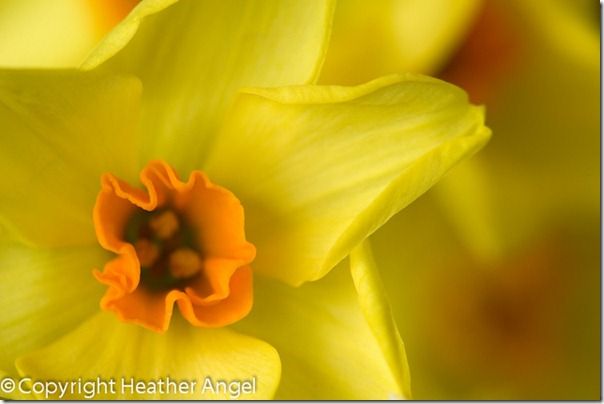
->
[0,0,490,400]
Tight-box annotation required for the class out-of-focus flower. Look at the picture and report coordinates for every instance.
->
[0,0,138,68]
[320,0,599,399]
[0,0,491,399]
[319,0,483,84]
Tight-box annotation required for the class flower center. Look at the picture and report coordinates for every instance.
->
[93,161,256,332]
[127,209,201,291]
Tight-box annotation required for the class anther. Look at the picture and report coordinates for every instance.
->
[169,248,203,279]
[149,210,180,240]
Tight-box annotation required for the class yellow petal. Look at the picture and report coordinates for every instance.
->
[0,242,106,375]
[320,0,482,85]
[80,0,179,69]
[0,71,142,247]
[233,264,400,399]
[205,74,491,286]
[350,240,411,399]
[0,0,100,68]
[16,312,280,399]
[85,0,335,174]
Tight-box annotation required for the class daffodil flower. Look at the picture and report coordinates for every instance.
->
[0,0,490,399]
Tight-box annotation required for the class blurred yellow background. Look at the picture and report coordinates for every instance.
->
[329,0,600,399]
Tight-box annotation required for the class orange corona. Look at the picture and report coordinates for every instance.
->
[93,161,255,332]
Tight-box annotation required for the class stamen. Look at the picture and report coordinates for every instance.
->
[149,210,180,240]
[169,248,203,279]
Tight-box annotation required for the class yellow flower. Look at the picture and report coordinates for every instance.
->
[0,0,490,400]
[320,0,599,399]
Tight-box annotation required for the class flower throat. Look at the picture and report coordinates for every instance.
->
[125,209,203,291]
